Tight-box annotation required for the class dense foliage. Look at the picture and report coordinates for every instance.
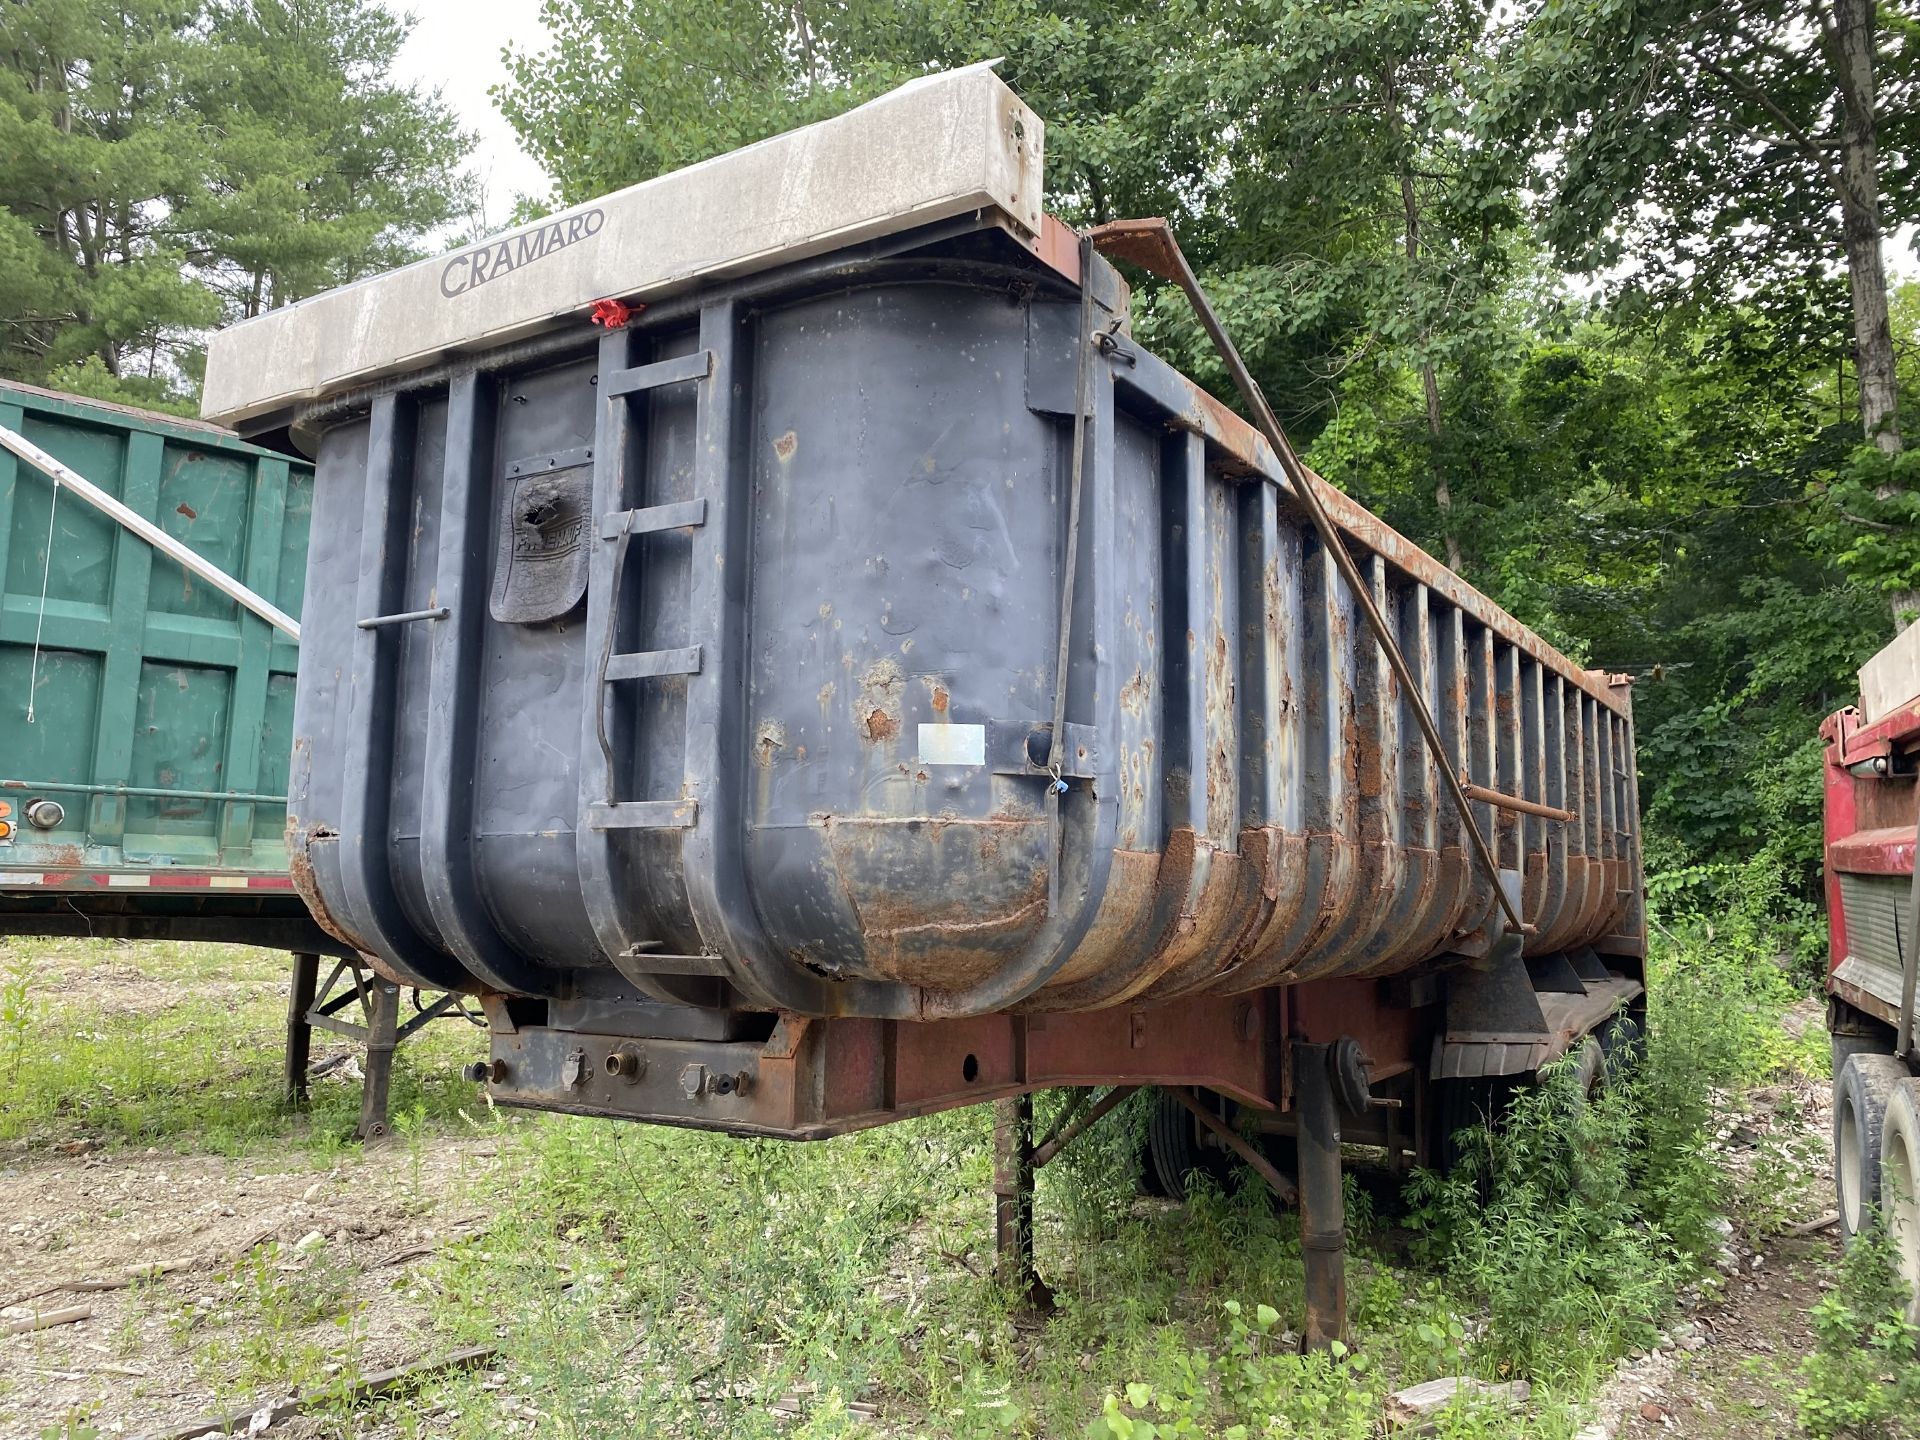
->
[0,0,472,412]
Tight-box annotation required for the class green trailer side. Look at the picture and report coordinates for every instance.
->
[0,379,337,951]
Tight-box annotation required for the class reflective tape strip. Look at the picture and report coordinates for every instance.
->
[0,871,295,890]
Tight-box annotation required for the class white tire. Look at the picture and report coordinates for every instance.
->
[1880,1076,1920,1328]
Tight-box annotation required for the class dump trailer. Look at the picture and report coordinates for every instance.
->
[203,65,1648,1340]
[0,380,467,1138]
[1822,625,1920,1324]
[0,379,327,952]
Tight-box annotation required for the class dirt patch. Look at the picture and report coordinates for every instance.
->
[0,1135,501,1438]
[1596,1058,1838,1439]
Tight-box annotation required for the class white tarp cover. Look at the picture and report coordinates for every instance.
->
[200,64,1044,429]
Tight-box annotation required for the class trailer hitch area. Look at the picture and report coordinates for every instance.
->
[484,1024,779,1133]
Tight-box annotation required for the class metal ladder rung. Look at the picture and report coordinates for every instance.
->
[599,498,706,539]
[605,350,713,397]
[605,645,702,681]
[588,799,699,830]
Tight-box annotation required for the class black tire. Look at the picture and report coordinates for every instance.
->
[1430,1075,1513,1174]
[1836,1052,1910,1240]
[1598,1008,1646,1080]
[1880,1077,1920,1328]
[1147,1089,1230,1198]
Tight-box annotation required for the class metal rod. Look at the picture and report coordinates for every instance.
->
[1461,781,1574,823]
[284,952,320,1107]
[1165,1086,1298,1204]
[1041,235,1098,912]
[357,606,449,629]
[2,778,288,804]
[0,421,301,640]
[1291,1043,1346,1351]
[1086,219,1523,937]
[1031,1087,1093,1159]
[1033,1085,1140,1168]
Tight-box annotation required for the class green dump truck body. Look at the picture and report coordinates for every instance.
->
[0,380,331,948]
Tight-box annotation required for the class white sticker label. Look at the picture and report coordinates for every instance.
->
[918,723,986,767]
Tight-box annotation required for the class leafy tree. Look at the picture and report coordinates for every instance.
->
[1490,0,1920,624]
[0,0,222,401]
[0,0,473,406]
[193,0,476,317]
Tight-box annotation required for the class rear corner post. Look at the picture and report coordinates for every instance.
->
[1293,1041,1347,1350]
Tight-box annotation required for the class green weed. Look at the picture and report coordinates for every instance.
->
[2,953,33,1083]
[1793,1220,1920,1439]
[0,937,480,1155]
[187,1238,364,1411]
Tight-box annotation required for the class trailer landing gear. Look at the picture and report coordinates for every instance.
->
[284,953,479,1139]
[990,1043,1352,1349]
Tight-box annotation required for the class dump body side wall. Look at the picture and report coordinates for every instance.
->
[286,230,1644,1017]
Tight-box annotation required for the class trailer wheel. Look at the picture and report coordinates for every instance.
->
[1147,1089,1230,1197]
[1570,1037,1606,1097]
[1836,1052,1910,1239]
[1879,1077,1920,1327]
[1430,1076,1514,1173]
[1598,1007,1646,1080]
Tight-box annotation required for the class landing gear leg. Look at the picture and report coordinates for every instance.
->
[284,951,319,1107]
[1294,1041,1347,1351]
[355,980,400,1141]
[993,1094,1054,1311]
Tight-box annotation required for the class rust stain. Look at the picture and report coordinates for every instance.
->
[773,431,798,461]
[755,720,786,769]
[930,685,949,713]
[175,502,197,521]
[856,658,904,743]
[287,828,359,951]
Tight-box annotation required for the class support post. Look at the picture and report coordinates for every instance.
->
[1293,1041,1346,1350]
[284,951,320,1106]
[356,979,401,1141]
[992,1094,1053,1310]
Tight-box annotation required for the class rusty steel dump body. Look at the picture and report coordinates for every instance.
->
[202,54,1643,1153]
[249,215,1644,1138]
[279,226,1642,1012]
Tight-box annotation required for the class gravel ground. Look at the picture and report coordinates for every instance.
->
[0,1129,502,1438]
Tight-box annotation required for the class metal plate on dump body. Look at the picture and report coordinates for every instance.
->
[919,724,986,767]
[200,64,1045,432]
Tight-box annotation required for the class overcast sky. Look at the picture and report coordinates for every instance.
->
[390,0,555,228]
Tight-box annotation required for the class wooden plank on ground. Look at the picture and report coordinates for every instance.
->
[139,1346,497,1440]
